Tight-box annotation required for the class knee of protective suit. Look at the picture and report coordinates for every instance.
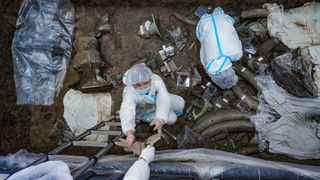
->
[170,94,185,112]
[166,111,177,125]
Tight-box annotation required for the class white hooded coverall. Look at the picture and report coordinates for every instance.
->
[120,73,185,134]
[196,7,243,89]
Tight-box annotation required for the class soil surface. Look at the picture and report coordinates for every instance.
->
[1,0,319,166]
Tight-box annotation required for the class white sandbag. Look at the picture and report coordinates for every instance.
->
[264,2,320,49]
[261,113,320,160]
[256,75,320,116]
[63,89,113,141]
[196,7,243,77]
[301,45,320,89]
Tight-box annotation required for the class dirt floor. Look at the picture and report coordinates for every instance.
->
[1,0,319,166]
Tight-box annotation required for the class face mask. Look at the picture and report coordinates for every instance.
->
[136,85,151,95]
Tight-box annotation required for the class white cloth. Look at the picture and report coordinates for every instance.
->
[63,89,113,141]
[123,145,155,180]
[262,113,320,160]
[7,161,72,180]
[120,74,185,134]
[254,75,320,159]
[196,7,242,76]
[264,2,320,49]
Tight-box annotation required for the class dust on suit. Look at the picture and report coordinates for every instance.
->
[120,73,185,134]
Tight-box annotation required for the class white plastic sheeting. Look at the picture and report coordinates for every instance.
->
[12,0,74,105]
[261,113,320,160]
[63,89,113,141]
[7,161,72,180]
[256,75,320,116]
[302,45,320,89]
[264,2,320,49]
[96,148,320,179]
[0,150,43,169]
[251,75,320,159]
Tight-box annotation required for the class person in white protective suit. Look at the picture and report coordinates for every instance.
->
[123,145,155,180]
[196,7,243,89]
[7,161,72,180]
[120,63,185,146]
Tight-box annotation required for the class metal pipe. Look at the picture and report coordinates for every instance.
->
[72,133,124,179]
[162,128,177,141]
[48,141,73,155]
[74,121,106,141]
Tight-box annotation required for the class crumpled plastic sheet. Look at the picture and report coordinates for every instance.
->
[255,74,320,116]
[250,91,279,152]
[168,27,187,49]
[271,50,318,97]
[0,149,43,169]
[261,112,320,160]
[264,2,320,49]
[94,148,320,179]
[12,0,75,105]
[176,126,215,149]
[252,74,320,159]
[237,26,257,54]
[302,45,320,90]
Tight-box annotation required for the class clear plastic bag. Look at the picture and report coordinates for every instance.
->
[0,149,43,169]
[237,26,257,54]
[168,27,186,50]
[12,0,75,105]
[176,126,215,149]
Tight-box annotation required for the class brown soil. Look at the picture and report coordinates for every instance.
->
[1,0,319,167]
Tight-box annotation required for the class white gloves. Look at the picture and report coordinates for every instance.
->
[139,145,155,164]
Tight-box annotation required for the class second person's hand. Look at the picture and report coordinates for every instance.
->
[149,118,164,134]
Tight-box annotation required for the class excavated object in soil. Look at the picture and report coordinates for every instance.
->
[192,109,254,132]
[271,49,318,97]
[201,120,255,138]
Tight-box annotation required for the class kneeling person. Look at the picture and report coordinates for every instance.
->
[120,63,185,145]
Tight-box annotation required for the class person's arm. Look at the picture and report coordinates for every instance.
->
[120,87,137,144]
[154,75,171,123]
[123,145,155,180]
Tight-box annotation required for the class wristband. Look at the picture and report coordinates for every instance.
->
[139,156,147,163]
